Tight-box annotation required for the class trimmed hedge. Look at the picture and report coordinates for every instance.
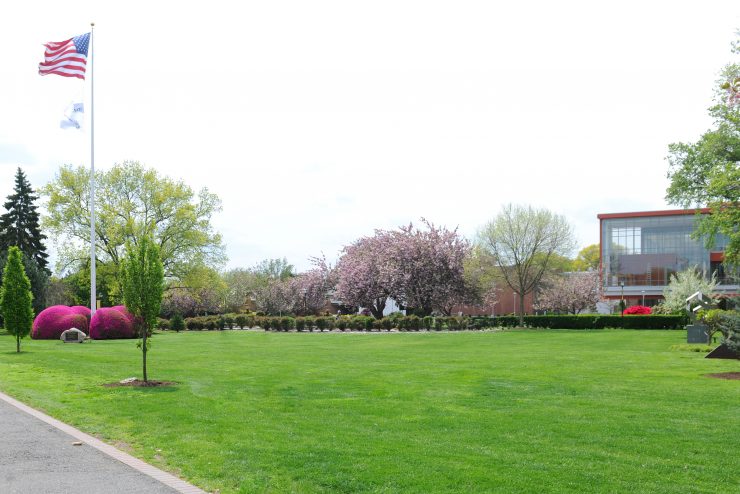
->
[163,313,687,332]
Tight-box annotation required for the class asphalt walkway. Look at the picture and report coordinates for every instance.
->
[0,392,205,494]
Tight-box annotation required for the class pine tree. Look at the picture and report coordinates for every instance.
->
[0,247,34,353]
[0,168,49,313]
[0,168,49,272]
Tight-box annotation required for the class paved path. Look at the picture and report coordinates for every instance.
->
[0,392,206,494]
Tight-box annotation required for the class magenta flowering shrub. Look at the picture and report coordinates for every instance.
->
[69,305,92,323]
[111,305,144,336]
[32,306,89,339]
[623,305,652,315]
[89,307,135,339]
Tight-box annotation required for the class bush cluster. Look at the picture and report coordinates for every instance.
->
[158,313,687,332]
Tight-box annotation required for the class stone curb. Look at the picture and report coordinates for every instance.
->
[0,390,208,494]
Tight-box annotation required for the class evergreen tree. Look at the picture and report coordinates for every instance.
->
[0,168,50,313]
[0,247,34,353]
[0,168,50,272]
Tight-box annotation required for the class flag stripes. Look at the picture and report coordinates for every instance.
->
[38,33,90,80]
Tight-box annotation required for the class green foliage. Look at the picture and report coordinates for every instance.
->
[470,314,685,330]
[572,244,600,272]
[0,250,48,315]
[665,33,740,270]
[669,344,714,353]
[235,315,247,329]
[170,313,185,332]
[121,236,164,381]
[477,204,576,324]
[42,161,225,287]
[699,309,740,349]
[0,168,49,272]
[0,246,34,352]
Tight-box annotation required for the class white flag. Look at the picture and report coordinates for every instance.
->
[60,102,84,129]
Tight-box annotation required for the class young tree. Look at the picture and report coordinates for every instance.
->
[534,271,601,314]
[666,33,740,270]
[121,236,164,383]
[477,204,576,324]
[0,246,34,353]
[170,313,185,332]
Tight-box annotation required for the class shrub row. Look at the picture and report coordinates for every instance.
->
[161,313,687,331]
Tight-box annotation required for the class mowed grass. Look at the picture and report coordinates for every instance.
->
[0,329,738,493]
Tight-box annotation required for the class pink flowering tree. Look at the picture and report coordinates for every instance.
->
[336,236,393,318]
[534,271,601,314]
[337,219,471,317]
[253,278,294,315]
[289,256,335,315]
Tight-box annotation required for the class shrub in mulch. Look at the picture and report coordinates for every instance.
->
[32,305,89,339]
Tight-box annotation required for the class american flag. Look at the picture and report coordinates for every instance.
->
[38,32,90,79]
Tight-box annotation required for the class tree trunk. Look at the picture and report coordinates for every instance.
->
[142,332,148,382]
[518,293,525,326]
[16,334,20,353]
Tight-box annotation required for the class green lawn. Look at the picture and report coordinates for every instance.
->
[0,329,738,493]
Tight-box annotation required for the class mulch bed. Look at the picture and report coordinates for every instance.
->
[103,379,177,388]
[705,372,740,380]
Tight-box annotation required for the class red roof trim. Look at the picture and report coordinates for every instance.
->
[597,208,711,220]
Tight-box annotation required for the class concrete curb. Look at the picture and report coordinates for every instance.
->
[0,390,207,494]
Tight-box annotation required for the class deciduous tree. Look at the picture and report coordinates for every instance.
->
[477,204,575,324]
[336,220,470,317]
[658,268,718,314]
[666,33,740,270]
[534,271,601,314]
[0,246,34,353]
[121,236,164,383]
[572,244,600,272]
[42,161,225,285]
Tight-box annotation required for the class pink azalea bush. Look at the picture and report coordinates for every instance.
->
[32,305,89,339]
[69,305,92,323]
[89,307,136,339]
[623,305,652,315]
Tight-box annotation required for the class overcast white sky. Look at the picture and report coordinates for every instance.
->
[1,1,739,273]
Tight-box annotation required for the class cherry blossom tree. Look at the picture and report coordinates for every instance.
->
[534,271,601,314]
[337,219,470,317]
[289,256,336,315]
[336,236,392,318]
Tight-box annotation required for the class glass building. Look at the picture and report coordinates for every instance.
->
[599,209,737,302]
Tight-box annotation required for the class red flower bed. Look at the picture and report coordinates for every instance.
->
[32,306,89,339]
[623,305,652,315]
[89,307,136,339]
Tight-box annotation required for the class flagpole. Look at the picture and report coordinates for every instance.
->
[89,22,96,317]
